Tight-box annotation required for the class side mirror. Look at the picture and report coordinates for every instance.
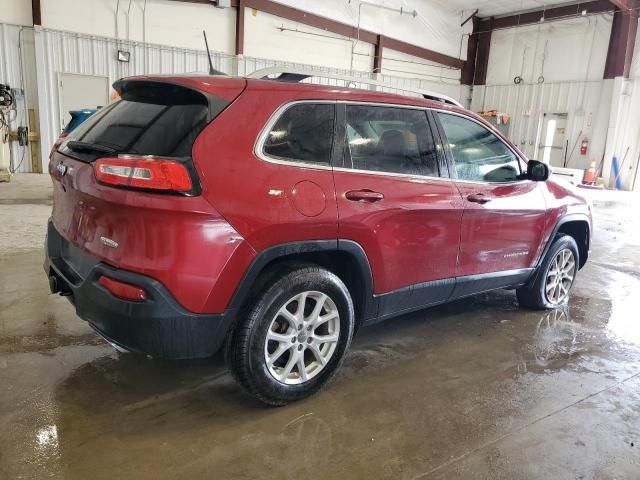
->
[527,160,550,182]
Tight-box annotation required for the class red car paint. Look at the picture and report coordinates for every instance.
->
[47,75,591,324]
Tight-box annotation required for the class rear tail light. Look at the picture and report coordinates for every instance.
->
[98,275,147,302]
[94,157,193,193]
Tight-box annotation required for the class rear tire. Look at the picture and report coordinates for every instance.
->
[226,265,354,406]
[517,234,579,310]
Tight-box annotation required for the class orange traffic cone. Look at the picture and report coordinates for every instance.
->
[582,159,597,185]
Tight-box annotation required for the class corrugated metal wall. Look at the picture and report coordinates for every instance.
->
[470,80,612,171]
[604,78,640,190]
[376,73,469,106]
[1,22,466,173]
[33,26,236,172]
[0,23,37,173]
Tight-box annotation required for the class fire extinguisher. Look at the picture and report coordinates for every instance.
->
[580,137,589,156]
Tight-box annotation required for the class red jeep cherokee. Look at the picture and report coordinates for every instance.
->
[45,74,591,405]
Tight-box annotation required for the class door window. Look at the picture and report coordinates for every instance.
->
[344,105,442,177]
[262,103,335,165]
[437,113,521,183]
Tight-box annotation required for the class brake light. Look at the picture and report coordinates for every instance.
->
[98,275,147,302]
[94,157,192,192]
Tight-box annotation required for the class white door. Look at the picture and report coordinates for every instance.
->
[58,74,109,130]
[538,113,568,167]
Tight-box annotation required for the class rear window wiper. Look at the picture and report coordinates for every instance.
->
[66,141,118,154]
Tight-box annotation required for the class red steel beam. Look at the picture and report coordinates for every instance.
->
[373,34,384,73]
[609,0,639,13]
[168,0,240,6]
[381,36,464,69]
[235,0,245,55]
[488,0,613,30]
[242,0,463,70]
[32,0,41,25]
[243,0,377,44]
[169,0,466,70]
[461,17,480,85]
[604,6,639,78]
[473,17,493,85]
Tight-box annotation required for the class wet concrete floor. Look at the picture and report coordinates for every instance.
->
[1,174,639,479]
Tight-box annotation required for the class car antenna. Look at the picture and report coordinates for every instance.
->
[203,30,225,75]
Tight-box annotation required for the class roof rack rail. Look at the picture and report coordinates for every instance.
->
[246,67,463,108]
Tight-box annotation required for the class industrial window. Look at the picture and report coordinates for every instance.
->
[344,105,441,177]
[262,103,335,165]
[437,113,521,183]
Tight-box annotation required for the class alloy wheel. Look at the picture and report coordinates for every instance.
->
[545,248,576,304]
[264,291,340,385]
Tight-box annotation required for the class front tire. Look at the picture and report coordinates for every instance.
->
[517,234,579,310]
[226,265,354,406]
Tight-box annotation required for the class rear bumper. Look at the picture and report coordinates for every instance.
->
[44,221,237,359]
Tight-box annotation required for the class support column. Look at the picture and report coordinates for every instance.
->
[601,2,639,189]
[235,0,245,56]
[473,17,493,86]
[461,17,480,85]
[31,0,42,26]
[373,34,384,74]
[603,6,638,79]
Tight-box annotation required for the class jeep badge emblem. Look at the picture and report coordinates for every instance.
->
[56,163,68,176]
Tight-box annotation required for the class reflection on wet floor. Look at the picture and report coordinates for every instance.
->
[1,188,640,479]
[526,307,586,371]
[0,198,53,205]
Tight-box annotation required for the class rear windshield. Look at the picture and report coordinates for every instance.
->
[61,82,225,161]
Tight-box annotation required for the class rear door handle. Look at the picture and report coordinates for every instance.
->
[467,193,492,204]
[345,189,384,203]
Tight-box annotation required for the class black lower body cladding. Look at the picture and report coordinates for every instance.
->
[44,221,235,359]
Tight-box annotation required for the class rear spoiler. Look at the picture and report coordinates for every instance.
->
[112,77,247,119]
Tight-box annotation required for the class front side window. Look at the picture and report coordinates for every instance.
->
[345,105,441,177]
[437,113,521,183]
[262,103,335,165]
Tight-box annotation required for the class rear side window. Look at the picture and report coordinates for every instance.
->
[437,113,521,183]
[262,103,335,165]
[63,82,219,160]
[344,105,441,177]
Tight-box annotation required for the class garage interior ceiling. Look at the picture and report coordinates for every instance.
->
[437,0,590,17]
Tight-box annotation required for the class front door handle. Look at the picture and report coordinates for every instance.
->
[467,193,492,204]
[345,189,384,203]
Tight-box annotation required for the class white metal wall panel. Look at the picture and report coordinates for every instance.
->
[377,73,470,107]
[470,80,611,170]
[604,79,640,190]
[0,23,37,173]
[33,27,238,172]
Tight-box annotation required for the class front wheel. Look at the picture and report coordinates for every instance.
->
[226,265,354,406]
[517,234,579,310]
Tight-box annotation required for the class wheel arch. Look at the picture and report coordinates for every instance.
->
[227,240,376,328]
[557,220,590,269]
[540,214,591,270]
